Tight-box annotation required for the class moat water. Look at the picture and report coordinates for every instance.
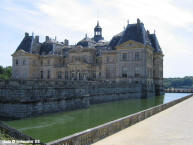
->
[4,93,191,143]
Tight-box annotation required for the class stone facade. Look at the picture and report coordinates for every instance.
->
[12,19,164,96]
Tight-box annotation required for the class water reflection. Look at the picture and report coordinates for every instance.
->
[4,93,190,143]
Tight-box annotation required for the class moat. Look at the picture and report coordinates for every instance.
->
[3,93,190,143]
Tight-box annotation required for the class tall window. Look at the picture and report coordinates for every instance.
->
[65,71,68,80]
[47,70,50,79]
[106,69,110,79]
[58,71,62,79]
[122,67,127,78]
[122,53,127,61]
[135,52,140,61]
[106,56,110,63]
[41,60,43,66]
[16,59,19,65]
[99,72,101,78]
[23,59,26,65]
[40,71,43,79]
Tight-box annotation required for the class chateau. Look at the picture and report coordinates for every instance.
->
[12,19,163,96]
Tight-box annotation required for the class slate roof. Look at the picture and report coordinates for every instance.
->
[108,23,151,50]
[40,43,54,55]
[148,34,162,53]
[16,35,33,53]
[108,21,162,53]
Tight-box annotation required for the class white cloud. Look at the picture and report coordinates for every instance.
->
[1,0,193,77]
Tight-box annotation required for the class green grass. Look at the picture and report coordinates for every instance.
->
[0,130,14,140]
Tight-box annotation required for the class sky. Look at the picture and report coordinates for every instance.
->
[0,0,193,78]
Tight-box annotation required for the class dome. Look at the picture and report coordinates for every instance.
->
[76,36,96,48]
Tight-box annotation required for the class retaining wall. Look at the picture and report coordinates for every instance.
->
[47,94,193,145]
[0,80,144,120]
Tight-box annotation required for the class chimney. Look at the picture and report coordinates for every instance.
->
[64,39,69,45]
[147,30,150,35]
[35,36,39,43]
[45,36,49,42]
[25,32,29,37]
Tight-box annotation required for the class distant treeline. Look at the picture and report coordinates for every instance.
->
[0,66,12,80]
[164,76,193,89]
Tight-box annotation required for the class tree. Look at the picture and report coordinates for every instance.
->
[0,66,12,80]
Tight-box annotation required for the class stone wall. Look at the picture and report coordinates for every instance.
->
[0,79,143,120]
[47,94,193,145]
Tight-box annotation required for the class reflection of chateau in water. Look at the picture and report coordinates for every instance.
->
[12,19,163,95]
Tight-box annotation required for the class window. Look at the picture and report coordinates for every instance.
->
[122,73,127,78]
[122,53,127,61]
[79,73,83,80]
[23,59,26,65]
[58,71,62,79]
[106,69,110,79]
[40,71,43,79]
[65,71,68,80]
[99,72,101,78]
[71,72,75,80]
[135,73,140,77]
[47,70,50,79]
[135,52,140,61]
[41,60,43,66]
[47,60,50,65]
[92,71,96,79]
[16,59,19,65]
[106,56,110,63]
[33,60,36,65]
[122,67,127,78]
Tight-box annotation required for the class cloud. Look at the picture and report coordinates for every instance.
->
[0,0,193,77]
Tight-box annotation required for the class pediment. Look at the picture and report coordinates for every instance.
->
[116,40,145,50]
[12,49,35,57]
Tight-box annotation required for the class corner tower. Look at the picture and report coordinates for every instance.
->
[94,21,104,42]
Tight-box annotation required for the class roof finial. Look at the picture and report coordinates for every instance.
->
[97,20,99,26]
[137,18,140,24]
